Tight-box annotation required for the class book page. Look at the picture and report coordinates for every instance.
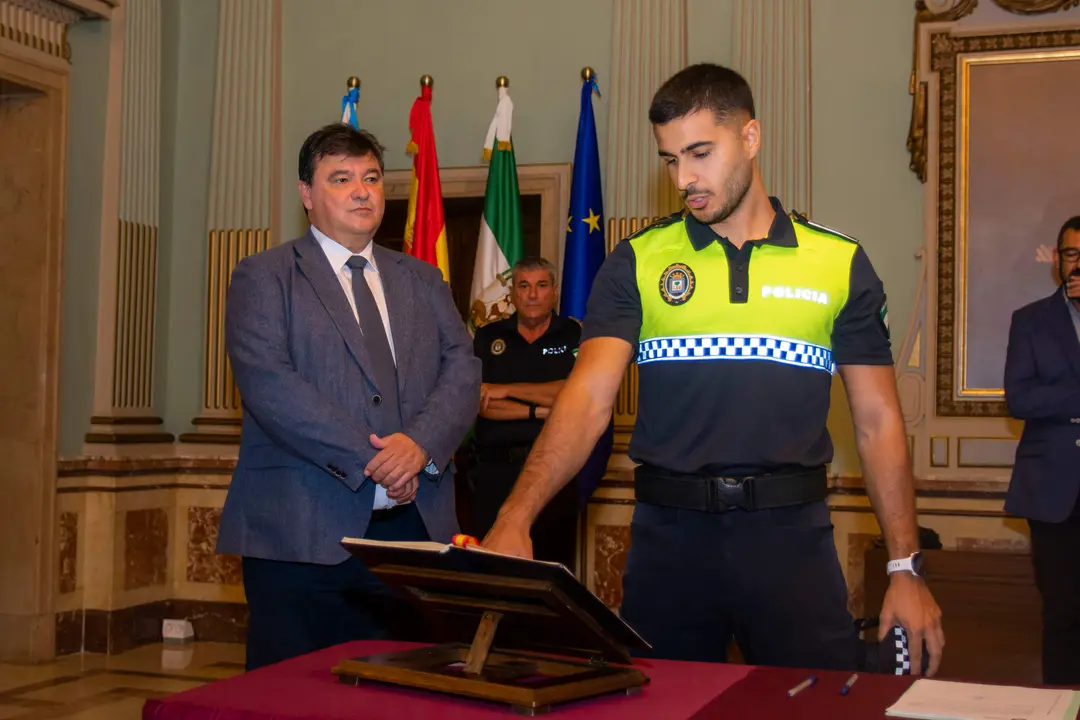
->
[339,537,451,553]
[886,679,1079,720]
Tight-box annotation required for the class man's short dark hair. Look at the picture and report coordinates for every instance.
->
[512,256,557,284]
[648,63,756,126]
[298,123,385,185]
[1057,215,1080,249]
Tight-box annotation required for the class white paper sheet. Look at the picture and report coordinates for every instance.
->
[886,679,1080,720]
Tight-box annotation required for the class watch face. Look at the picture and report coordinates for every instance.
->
[911,552,924,575]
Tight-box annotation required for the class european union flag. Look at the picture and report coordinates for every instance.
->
[560,74,604,322]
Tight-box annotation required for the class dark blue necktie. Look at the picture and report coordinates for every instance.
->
[345,256,400,428]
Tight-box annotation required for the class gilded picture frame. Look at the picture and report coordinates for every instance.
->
[933,28,1080,417]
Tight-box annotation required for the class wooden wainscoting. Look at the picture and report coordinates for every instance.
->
[864,547,1041,685]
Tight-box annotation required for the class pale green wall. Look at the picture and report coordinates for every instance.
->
[58,19,111,457]
[279,0,614,239]
[811,0,923,474]
[159,0,219,438]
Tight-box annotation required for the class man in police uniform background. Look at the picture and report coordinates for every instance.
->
[471,257,610,568]
[482,63,945,674]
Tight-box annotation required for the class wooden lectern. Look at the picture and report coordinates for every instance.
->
[331,538,651,716]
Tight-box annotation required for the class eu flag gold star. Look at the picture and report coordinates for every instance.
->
[583,208,601,233]
[567,215,572,233]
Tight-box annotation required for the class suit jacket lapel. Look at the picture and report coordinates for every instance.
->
[1049,287,1080,382]
[375,245,414,394]
[293,232,377,382]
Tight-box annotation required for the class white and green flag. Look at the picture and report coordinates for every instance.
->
[469,86,524,331]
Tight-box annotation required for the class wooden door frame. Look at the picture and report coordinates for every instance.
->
[0,48,67,662]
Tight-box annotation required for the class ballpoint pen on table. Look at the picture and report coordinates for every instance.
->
[787,675,817,697]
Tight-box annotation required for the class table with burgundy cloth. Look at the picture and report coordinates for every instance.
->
[142,640,924,719]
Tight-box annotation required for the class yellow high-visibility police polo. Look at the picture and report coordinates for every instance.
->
[581,196,893,476]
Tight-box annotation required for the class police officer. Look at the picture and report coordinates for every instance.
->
[482,64,945,675]
[471,257,607,569]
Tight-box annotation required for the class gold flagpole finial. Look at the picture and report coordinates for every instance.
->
[581,67,595,82]
[420,74,434,88]
[346,76,360,89]
[496,75,509,88]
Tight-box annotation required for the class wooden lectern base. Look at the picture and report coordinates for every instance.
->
[332,612,648,715]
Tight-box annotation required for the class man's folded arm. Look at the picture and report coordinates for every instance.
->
[225,259,378,490]
[403,268,482,471]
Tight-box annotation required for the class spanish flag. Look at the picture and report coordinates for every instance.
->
[404,84,449,283]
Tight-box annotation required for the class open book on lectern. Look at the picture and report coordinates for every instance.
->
[339,536,650,664]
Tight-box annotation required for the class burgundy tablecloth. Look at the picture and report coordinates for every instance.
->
[141,640,753,719]
[690,665,916,719]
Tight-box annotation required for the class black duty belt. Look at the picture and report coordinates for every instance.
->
[634,464,828,512]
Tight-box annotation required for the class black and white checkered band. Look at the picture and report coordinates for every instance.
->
[894,627,911,675]
[636,334,835,374]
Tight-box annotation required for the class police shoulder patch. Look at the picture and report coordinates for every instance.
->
[790,210,860,244]
[623,209,687,243]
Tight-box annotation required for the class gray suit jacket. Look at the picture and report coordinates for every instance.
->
[217,231,481,564]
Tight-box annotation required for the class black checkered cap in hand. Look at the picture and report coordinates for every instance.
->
[346,256,399,414]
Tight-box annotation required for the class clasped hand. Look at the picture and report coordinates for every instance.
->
[364,433,425,502]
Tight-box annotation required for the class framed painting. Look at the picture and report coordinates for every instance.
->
[933,28,1080,416]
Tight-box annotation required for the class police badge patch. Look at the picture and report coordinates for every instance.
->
[659,263,695,306]
[491,338,506,355]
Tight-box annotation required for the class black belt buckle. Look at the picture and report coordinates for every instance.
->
[708,476,754,511]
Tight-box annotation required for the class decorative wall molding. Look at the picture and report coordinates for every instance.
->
[907,0,1080,181]
[185,0,281,443]
[0,0,78,63]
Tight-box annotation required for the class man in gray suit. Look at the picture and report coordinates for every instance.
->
[218,123,481,670]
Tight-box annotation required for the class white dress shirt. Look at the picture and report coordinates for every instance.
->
[311,225,402,510]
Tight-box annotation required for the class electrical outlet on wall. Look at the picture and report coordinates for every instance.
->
[162,618,194,644]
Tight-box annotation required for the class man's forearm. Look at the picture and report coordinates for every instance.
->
[497,379,609,525]
[858,417,920,560]
[503,381,566,408]
[480,398,548,421]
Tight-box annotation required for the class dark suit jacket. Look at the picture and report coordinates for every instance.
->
[1004,287,1080,523]
[217,231,481,564]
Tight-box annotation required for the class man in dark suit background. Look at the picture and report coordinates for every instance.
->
[1004,214,1080,685]
[217,124,481,670]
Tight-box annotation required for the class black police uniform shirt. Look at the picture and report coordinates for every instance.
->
[581,197,894,477]
[473,312,580,450]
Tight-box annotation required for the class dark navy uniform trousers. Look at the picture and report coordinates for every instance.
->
[619,499,860,670]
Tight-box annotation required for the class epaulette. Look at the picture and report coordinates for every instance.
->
[790,210,860,244]
[622,209,687,243]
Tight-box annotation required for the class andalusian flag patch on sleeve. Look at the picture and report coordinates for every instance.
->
[879,297,890,338]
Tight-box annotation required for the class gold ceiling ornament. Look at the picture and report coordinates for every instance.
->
[907,0,978,183]
[906,0,1079,182]
[992,0,1080,13]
